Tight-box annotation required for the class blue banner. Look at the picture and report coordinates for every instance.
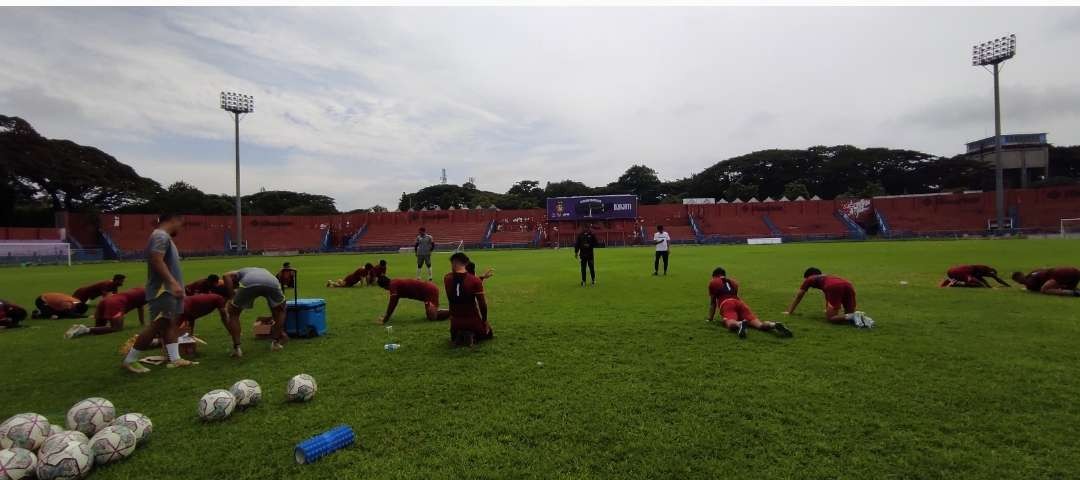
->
[546,195,638,221]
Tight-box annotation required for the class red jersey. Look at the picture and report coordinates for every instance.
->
[1,300,26,322]
[389,279,439,304]
[277,269,296,288]
[72,280,119,303]
[179,294,226,320]
[1026,268,1080,290]
[371,265,387,277]
[95,288,146,319]
[186,278,227,296]
[801,275,852,292]
[343,267,368,287]
[708,277,739,302]
[948,265,994,278]
[445,272,486,332]
[40,293,81,312]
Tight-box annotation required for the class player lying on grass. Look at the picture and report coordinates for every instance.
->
[72,274,126,303]
[224,267,289,355]
[65,287,146,338]
[0,299,28,328]
[376,275,449,324]
[327,263,372,288]
[446,252,493,347]
[367,259,388,286]
[706,267,792,339]
[32,292,89,319]
[1012,267,1080,297]
[186,274,228,297]
[277,262,297,289]
[939,265,1010,288]
[784,267,874,328]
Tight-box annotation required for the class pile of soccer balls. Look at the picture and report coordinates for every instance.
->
[0,397,152,480]
[197,374,316,422]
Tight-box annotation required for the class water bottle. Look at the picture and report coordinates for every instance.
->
[295,425,355,464]
[384,343,401,352]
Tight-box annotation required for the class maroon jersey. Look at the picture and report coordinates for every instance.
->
[0,300,27,325]
[371,264,387,277]
[1026,267,1080,291]
[72,280,120,303]
[96,288,146,319]
[948,265,995,279]
[186,278,227,296]
[179,294,226,321]
[445,272,486,332]
[708,277,739,302]
[390,279,439,304]
[277,269,296,288]
[343,267,368,287]
[801,275,852,292]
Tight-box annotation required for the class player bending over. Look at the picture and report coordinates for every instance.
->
[186,274,227,297]
[706,267,792,339]
[0,300,28,328]
[224,267,289,356]
[446,252,493,347]
[327,263,372,288]
[277,262,297,289]
[32,292,89,319]
[376,275,449,324]
[1012,267,1080,297]
[785,267,874,328]
[72,274,126,303]
[66,287,146,338]
[940,265,1010,288]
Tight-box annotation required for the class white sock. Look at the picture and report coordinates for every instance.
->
[166,343,180,362]
[844,313,855,320]
[124,348,142,364]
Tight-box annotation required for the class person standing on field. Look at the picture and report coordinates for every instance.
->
[653,225,671,276]
[574,224,599,286]
[415,227,435,281]
[121,213,195,373]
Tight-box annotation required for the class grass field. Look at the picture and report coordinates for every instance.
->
[3,239,1080,479]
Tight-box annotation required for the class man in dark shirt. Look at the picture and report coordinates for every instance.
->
[1012,267,1080,296]
[574,225,599,286]
[445,252,491,347]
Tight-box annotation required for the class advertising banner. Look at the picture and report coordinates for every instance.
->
[546,195,638,221]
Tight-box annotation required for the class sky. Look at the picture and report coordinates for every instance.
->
[1,6,1078,210]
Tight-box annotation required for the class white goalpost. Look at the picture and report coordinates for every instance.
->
[0,242,73,266]
[1060,218,1080,238]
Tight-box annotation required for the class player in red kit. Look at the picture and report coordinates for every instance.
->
[277,262,297,289]
[32,292,88,319]
[940,265,1010,288]
[175,294,228,338]
[366,259,388,286]
[376,276,449,324]
[186,274,227,297]
[445,252,493,347]
[65,287,146,338]
[328,263,371,288]
[0,300,28,328]
[1012,267,1080,297]
[785,267,874,328]
[72,274,126,303]
[706,267,792,339]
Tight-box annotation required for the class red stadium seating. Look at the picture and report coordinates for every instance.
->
[1012,187,1080,232]
[638,205,696,242]
[874,193,992,235]
[766,201,848,238]
[0,227,64,241]
[687,204,773,239]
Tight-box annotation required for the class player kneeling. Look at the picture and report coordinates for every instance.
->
[224,268,289,355]
[0,299,28,328]
[940,264,1009,288]
[446,253,493,347]
[66,287,146,338]
[706,267,791,339]
[785,267,874,328]
[1012,267,1080,297]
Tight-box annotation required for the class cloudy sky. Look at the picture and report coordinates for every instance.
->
[1,7,1078,210]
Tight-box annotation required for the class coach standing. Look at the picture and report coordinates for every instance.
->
[574,225,599,286]
[652,225,671,276]
[415,227,435,282]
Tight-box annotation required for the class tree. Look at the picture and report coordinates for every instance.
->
[544,180,593,198]
[370,205,388,213]
[723,182,758,202]
[783,181,811,199]
[612,165,663,204]
[245,190,337,215]
[462,181,477,190]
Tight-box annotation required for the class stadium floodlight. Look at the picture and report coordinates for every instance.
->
[220,91,255,250]
[971,34,1015,234]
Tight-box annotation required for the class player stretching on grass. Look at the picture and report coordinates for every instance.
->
[574,224,599,286]
[0,300,28,328]
[1012,267,1080,297]
[376,276,449,324]
[66,287,146,338]
[223,267,289,356]
[367,259,388,286]
[784,267,874,328]
[327,263,371,288]
[416,227,435,281]
[706,267,792,339]
[939,265,1010,288]
[72,274,126,304]
[32,292,88,319]
[446,252,493,347]
[121,213,195,373]
[186,274,227,296]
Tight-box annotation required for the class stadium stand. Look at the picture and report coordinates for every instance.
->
[873,192,993,236]
[687,204,774,241]
[638,205,696,243]
[1012,186,1080,232]
[764,200,850,240]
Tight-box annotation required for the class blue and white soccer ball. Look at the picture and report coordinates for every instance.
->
[229,379,262,409]
[286,374,317,402]
[38,431,89,459]
[0,413,51,451]
[198,390,236,421]
[35,441,92,480]
[108,414,152,445]
[88,425,136,465]
[0,447,38,480]
[65,398,115,436]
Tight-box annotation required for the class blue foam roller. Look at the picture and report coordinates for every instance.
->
[295,425,355,464]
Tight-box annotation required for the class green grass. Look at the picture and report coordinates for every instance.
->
[3,240,1080,479]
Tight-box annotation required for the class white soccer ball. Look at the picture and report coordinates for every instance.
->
[35,441,92,480]
[0,413,51,451]
[285,374,317,402]
[108,414,152,445]
[0,447,37,480]
[65,398,115,436]
[48,425,64,437]
[198,390,236,421]
[38,432,89,459]
[229,379,262,409]
[88,426,136,465]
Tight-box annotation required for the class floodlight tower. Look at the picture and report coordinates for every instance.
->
[972,34,1016,233]
[220,91,255,250]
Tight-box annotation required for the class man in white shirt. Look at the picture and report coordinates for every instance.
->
[653,225,671,276]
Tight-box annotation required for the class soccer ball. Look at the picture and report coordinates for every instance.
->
[229,379,262,409]
[285,374,317,402]
[39,432,89,458]
[88,426,136,465]
[197,390,236,421]
[49,425,64,436]
[0,447,37,480]
[0,413,51,451]
[65,398,115,436]
[35,441,92,480]
[108,414,152,445]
